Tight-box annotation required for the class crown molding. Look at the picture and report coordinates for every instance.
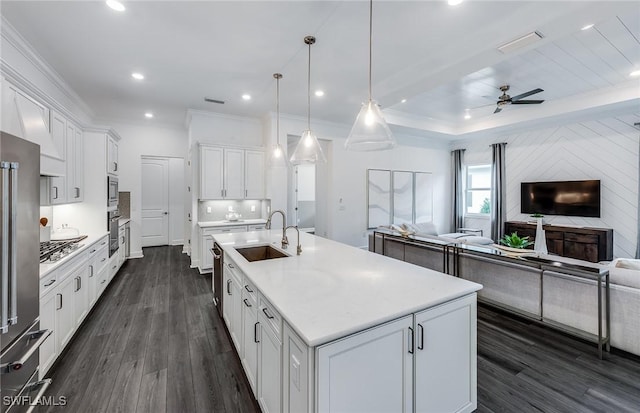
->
[83,125,123,141]
[1,16,95,123]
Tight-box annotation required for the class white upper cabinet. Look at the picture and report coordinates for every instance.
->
[48,111,67,204]
[68,124,84,202]
[245,150,265,199]
[107,135,118,175]
[224,148,245,199]
[199,144,264,200]
[200,146,224,199]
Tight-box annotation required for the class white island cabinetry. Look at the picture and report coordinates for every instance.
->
[216,230,481,413]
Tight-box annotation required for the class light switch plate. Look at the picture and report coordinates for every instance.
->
[207,207,211,213]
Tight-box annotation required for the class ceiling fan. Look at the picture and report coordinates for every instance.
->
[493,85,544,113]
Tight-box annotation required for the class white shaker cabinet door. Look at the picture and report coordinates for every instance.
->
[245,150,264,199]
[257,311,282,413]
[56,274,77,353]
[241,295,259,396]
[316,315,413,413]
[200,146,224,199]
[224,148,245,199]
[414,294,477,413]
[39,290,58,379]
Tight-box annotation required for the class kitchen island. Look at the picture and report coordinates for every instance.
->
[213,229,482,413]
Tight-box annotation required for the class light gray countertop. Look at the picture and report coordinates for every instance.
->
[198,218,267,228]
[39,232,109,278]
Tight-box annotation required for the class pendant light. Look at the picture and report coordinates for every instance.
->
[290,36,326,165]
[344,0,396,151]
[270,73,287,167]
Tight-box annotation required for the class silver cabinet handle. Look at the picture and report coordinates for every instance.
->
[211,248,221,260]
[254,322,260,343]
[228,262,235,268]
[101,257,106,263]
[101,279,107,284]
[417,323,424,351]
[43,279,55,287]
[101,241,106,246]
[90,249,96,254]
[408,327,414,354]
[262,307,274,320]
[1,162,9,333]
[112,265,117,270]
[114,162,118,172]
[226,279,232,295]
[6,329,52,372]
[89,265,94,278]
[243,298,252,308]
[75,276,81,292]
[221,189,224,198]
[244,285,253,293]
[75,187,80,198]
[56,293,62,310]
[8,163,18,326]
[53,186,58,200]
[245,189,248,198]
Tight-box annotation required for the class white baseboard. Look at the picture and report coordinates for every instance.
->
[129,250,144,259]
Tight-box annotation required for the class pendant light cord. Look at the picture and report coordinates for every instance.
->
[307,41,311,130]
[369,0,373,102]
[276,76,280,146]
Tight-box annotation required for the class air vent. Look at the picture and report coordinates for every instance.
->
[204,98,225,104]
[497,31,543,54]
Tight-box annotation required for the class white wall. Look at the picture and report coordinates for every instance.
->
[109,121,188,258]
[454,113,640,258]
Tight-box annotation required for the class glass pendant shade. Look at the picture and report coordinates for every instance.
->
[290,129,326,165]
[345,100,396,151]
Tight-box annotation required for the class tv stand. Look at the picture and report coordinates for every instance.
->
[504,221,613,263]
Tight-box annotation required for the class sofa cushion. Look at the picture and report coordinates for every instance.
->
[608,266,640,289]
[402,222,438,236]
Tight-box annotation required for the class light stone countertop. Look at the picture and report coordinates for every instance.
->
[213,230,482,347]
[39,232,110,278]
[197,218,267,228]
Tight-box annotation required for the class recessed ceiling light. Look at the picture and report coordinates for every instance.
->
[131,72,144,80]
[464,113,471,120]
[242,94,251,101]
[401,99,407,103]
[144,112,153,118]
[448,0,463,6]
[106,0,125,12]
[581,24,594,31]
[315,90,325,97]
[630,70,640,77]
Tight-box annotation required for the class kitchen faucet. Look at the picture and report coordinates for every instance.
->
[284,226,302,255]
[266,210,288,249]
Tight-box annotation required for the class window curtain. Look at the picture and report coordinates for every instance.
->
[451,149,465,232]
[636,123,640,258]
[490,143,507,241]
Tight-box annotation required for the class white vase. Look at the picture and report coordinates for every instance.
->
[533,217,548,254]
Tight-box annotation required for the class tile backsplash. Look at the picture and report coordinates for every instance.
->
[198,199,271,222]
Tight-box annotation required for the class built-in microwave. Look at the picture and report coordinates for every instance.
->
[107,175,118,208]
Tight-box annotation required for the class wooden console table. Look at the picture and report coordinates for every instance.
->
[505,221,613,263]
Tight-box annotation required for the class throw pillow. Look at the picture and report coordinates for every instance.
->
[459,236,494,245]
[615,259,640,271]
[413,221,438,236]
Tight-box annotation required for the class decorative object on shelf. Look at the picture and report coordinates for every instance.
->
[498,232,533,249]
[290,36,326,165]
[270,73,287,167]
[533,215,548,254]
[344,0,396,152]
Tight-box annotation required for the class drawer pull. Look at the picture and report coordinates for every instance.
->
[90,249,96,254]
[244,285,253,293]
[43,279,55,287]
[262,307,274,320]
[101,258,106,262]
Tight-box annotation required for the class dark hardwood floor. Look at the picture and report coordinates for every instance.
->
[38,246,640,412]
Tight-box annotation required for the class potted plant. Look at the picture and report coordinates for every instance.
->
[499,232,533,249]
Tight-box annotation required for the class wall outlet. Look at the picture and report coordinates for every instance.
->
[207,207,211,213]
[251,205,256,212]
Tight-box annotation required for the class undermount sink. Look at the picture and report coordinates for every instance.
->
[235,245,289,262]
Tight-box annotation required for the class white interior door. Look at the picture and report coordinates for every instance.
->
[142,157,169,247]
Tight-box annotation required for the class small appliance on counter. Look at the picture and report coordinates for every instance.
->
[225,211,242,221]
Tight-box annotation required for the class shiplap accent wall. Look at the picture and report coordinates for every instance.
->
[457,113,640,258]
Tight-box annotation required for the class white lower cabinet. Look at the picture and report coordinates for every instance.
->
[199,225,248,272]
[223,258,244,352]
[257,307,282,413]
[39,235,115,379]
[241,286,259,395]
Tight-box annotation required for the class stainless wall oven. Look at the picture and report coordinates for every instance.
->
[108,210,120,257]
[107,175,118,209]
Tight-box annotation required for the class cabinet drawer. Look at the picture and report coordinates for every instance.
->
[258,295,282,340]
[224,256,243,285]
[40,270,59,298]
[564,232,598,243]
[248,224,266,231]
[204,225,247,235]
[94,246,109,273]
[242,277,258,305]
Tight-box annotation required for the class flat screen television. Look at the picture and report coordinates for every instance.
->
[521,180,601,217]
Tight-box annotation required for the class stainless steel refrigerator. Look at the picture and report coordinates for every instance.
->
[1,132,52,412]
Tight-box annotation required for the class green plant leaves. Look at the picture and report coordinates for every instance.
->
[499,232,533,249]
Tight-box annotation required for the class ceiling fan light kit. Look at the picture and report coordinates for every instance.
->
[290,35,327,165]
[344,0,396,152]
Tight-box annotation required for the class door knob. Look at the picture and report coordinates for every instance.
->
[163,212,168,215]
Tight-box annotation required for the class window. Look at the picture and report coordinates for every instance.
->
[466,164,491,215]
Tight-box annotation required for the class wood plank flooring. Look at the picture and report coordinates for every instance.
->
[37,245,640,412]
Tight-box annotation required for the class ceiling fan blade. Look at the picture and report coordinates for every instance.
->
[511,88,543,101]
[511,99,544,104]
[494,106,502,114]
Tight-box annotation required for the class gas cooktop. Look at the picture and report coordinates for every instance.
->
[39,235,88,263]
